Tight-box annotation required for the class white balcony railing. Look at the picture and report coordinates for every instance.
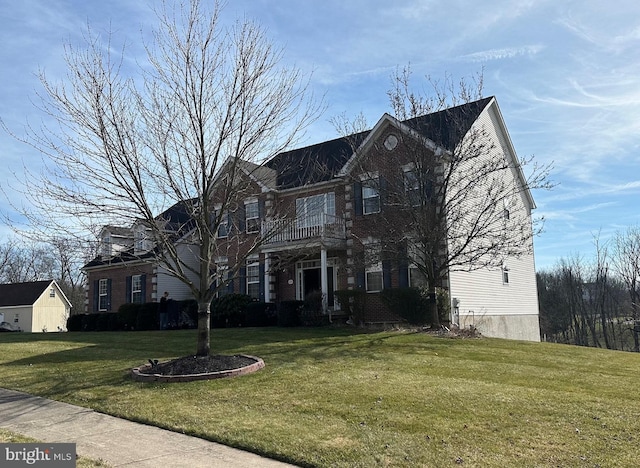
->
[262,214,346,244]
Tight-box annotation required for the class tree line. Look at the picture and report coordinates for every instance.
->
[0,237,88,313]
[538,226,640,352]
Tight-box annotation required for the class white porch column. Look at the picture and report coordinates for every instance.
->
[264,254,271,303]
[320,247,328,312]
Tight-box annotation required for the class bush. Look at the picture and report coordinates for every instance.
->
[380,288,432,325]
[81,313,99,331]
[118,304,139,330]
[334,290,367,325]
[300,291,326,326]
[244,302,277,327]
[66,314,84,332]
[210,294,253,328]
[277,300,303,327]
[136,302,160,330]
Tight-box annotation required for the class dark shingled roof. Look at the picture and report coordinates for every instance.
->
[265,97,492,189]
[0,280,53,307]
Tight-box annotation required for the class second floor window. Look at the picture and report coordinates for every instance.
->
[245,201,260,233]
[404,170,420,207]
[217,212,229,238]
[296,192,335,228]
[362,181,380,214]
[101,236,112,257]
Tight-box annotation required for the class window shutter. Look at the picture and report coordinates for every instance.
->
[425,178,434,201]
[379,176,387,207]
[356,269,365,289]
[238,205,246,232]
[353,182,363,216]
[106,279,112,311]
[239,267,247,294]
[93,280,99,313]
[382,260,392,289]
[398,261,409,288]
[126,276,132,303]
[227,278,234,294]
[141,274,147,302]
[259,263,265,301]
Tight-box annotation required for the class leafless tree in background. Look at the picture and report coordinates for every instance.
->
[4,0,320,356]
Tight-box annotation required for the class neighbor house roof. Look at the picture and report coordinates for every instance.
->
[0,280,54,307]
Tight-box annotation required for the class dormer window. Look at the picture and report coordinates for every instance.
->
[134,226,152,253]
[101,235,112,257]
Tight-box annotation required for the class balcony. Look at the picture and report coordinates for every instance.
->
[261,214,346,248]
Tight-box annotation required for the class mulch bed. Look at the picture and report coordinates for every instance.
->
[139,354,258,376]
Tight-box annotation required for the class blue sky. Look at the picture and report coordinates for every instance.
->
[1,0,639,271]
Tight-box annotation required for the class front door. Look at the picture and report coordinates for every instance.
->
[297,260,337,308]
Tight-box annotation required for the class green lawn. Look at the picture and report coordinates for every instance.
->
[1,327,639,467]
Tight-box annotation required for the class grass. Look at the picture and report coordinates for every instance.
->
[0,429,111,467]
[1,327,640,467]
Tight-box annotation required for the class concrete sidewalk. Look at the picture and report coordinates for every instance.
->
[0,388,297,467]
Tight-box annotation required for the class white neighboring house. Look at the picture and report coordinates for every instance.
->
[0,280,71,332]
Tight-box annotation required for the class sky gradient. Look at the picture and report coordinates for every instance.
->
[1,0,639,270]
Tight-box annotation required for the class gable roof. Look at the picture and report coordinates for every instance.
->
[266,97,493,189]
[0,280,55,307]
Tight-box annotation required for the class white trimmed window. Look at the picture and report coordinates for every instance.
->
[101,235,112,257]
[98,279,109,311]
[502,265,510,285]
[245,200,260,234]
[246,261,261,299]
[215,257,229,297]
[362,180,380,214]
[49,288,56,298]
[217,212,229,238]
[131,275,143,303]
[404,169,420,207]
[296,192,335,227]
[365,244,383,292]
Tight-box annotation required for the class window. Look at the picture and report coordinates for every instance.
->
[245,201,260,233]
[217,212,229,238]
[131,275,143,303]
[296,192,335,227]
[362,181,380,214]
[246,261,261,299]
[98,279,109,311]
[101,235,112,257]
[404,169,421,207]
[214,257,229,297]
[365,244,383,292]
[14,313,19,323]
[409,267,428,288]
[49,288,56,298]
[502,265,510,284]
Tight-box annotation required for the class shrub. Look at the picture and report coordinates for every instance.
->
[81,313,99,331]
[118,304,139,330]
[277,300,303,327]
[136,302,160,330]
[66,314,84,332]
[210,294,253,328]
[334,290,367,325]
[245,302,277,327]
[300,291,326,326]
[380,288,432,325]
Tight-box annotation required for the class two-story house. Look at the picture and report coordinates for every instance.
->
[83,97,541,341]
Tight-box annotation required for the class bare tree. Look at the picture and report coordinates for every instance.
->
[336,66,552,325]
[5,0,319,356]
[612,225,640,351]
